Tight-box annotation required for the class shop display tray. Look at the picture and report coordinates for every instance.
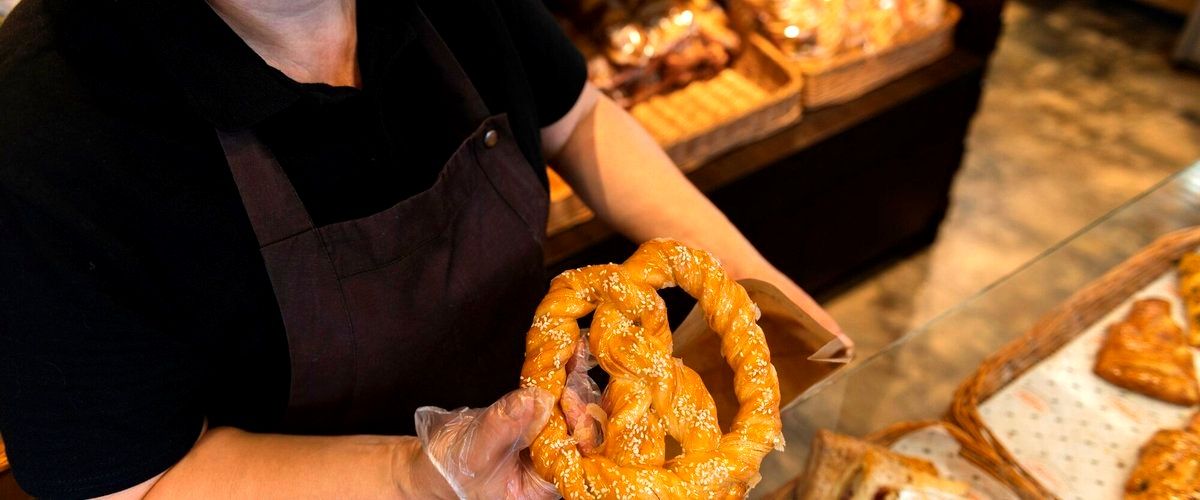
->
[762,420,1031,498]
[628,34,803,172]
[951,227,1200,499]
[547,34,802,236]
[795,4,960,109]
[546,169,592,237]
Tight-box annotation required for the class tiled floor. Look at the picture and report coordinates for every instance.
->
[825,0,1200,359]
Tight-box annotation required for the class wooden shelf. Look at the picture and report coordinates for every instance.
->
[544,49,986,265]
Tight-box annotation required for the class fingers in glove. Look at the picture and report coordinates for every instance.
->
[562,371,606,454]
[508,450,561,500]
[475,386,554,464]
[564,334,597,374]
[414,387,554,499]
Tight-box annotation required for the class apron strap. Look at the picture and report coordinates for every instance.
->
[411,5,491,124]
[218,5,488,248]
[216,129,317,247]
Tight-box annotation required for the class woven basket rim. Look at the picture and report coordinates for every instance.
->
[864,420,1044,498]
[948,226,1200,499]
[791,3,962,75]
[660,33,803,147]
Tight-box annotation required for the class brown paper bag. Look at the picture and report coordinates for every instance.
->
[673,279,851,431]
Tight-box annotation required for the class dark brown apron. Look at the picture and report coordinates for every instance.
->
[214,9,548,435]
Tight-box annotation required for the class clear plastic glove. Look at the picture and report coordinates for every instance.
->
[414,387,558,500]
[558,337,608,454]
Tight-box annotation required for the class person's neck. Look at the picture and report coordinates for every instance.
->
[206,0,360,88]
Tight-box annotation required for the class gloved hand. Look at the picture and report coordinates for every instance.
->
[415,386,559,500]
[558,338,607,454]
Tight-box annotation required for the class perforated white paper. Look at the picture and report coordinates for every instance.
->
[976,272,1199,499]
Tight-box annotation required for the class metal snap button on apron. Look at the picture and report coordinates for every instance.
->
[483,129,499,148]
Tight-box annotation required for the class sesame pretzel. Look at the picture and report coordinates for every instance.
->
[520,239,784,499]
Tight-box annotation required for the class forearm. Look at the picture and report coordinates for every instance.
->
[552,87,778,282]
[133,427,450,499]
[549,86,844,337]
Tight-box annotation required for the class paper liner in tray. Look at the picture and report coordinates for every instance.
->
[763,421,1025,499]
[951,226,1200,499]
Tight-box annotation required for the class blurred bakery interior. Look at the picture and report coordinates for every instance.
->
[530,0,1200,354]
[3,0,1200,497]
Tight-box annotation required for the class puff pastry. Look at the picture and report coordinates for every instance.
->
[1178,253,1200,346]
[1125,412,1200,498]
[1094,298,1200,406]
[520,239,783,499]
[793,430,970,500]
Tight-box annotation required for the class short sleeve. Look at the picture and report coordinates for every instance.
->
[495,0,588,126]
[0,188,204,498]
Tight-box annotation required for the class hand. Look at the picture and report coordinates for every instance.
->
[559,338,606,454]
[413,387,558,500]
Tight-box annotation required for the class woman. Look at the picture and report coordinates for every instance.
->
[0,0,844,497]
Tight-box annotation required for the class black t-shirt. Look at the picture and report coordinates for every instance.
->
[0,0,586,496]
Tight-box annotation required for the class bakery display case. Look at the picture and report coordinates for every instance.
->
[758,161,1200,498]
[545,0,965,232]
[545,0,1007,300]
[732,0,961,108]
[551,0,804,172]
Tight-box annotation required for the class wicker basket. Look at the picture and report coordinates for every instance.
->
[628,33,803,173]
[949,226,1200,499]
[545,34,803,236]
[792,4,961,109]
[865,421,1041,498]
[763,420,1036,498]
[546,169,592,237]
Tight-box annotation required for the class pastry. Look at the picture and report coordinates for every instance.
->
[1125,412,1200,498]
[793,430,970,499]
[521,239,783,499]
[742,0,945,59]
[563,0,741,107]
[1094,298,1200,406]
[1178,253,1200,346]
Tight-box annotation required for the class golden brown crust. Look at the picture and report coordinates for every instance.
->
[520,239,783,499]
[1179,253,1200,347]
[1125,412,1200,498]
[1094,298,1200,406]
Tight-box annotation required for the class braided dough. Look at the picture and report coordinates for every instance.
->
[520,239,784,499]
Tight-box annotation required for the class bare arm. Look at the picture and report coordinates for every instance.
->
[101,427,446,500]
[542,84,848,342]
[99,385,556,499]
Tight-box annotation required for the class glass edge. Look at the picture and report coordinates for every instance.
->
[789,163,1198,407]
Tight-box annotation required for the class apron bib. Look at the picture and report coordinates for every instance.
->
[215,7,548,434]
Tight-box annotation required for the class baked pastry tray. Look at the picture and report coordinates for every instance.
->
[951,228,1200,498]
[969,272,1197,498]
